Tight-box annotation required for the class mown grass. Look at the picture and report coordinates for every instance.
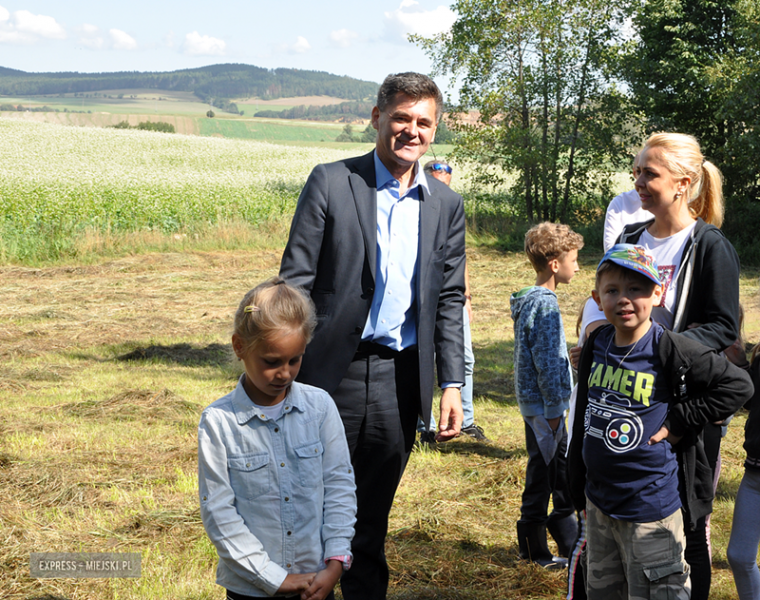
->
[0,246,757,600]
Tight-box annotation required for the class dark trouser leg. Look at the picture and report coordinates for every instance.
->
[520,419,552,524]
[332,349,420,600]
[685,515,710,600]
[546,425,577,556]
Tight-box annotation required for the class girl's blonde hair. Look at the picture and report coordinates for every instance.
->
[234,277,317,352]
[642,132,724,228]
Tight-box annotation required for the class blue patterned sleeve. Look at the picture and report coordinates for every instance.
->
[528,304,572,418]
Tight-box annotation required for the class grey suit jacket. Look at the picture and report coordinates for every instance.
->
[279,151,466,423]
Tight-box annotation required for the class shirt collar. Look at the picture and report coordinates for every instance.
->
[231,375,305,424]
[373,150,430,197]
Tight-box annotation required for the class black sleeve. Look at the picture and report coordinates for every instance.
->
[664,334,754,437]
[678,229,741,353]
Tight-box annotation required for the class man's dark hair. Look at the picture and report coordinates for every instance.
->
[377,72,443,121]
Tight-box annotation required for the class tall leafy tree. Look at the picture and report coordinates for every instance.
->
[413,0,632,223]
[625,0,760,202]
[715,0,760,202]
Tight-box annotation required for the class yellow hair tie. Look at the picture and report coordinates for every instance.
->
[244,305,260,313]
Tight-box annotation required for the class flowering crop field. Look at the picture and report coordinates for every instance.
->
[0,118,359,263]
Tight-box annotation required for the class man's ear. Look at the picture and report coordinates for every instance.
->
[371,106,380,131]
[591,289,602,311]
[548,258,560,274]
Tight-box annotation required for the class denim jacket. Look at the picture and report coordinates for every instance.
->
[198,378,356,597]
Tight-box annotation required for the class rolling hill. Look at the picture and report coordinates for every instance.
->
[0,63,379,112]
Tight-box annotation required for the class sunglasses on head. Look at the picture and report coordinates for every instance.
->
[431,163,453,174]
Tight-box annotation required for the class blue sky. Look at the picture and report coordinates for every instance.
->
[0,1,458,86]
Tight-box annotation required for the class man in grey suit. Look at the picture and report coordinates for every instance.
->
[279,72,465,600]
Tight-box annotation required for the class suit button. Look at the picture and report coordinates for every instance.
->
[368,287,374,293]
[354,327,362,334]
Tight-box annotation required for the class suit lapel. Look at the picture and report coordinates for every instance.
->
[418,183,441,305]
[349,152,377,282]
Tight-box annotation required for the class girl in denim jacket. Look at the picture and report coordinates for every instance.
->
[199,278,356,600]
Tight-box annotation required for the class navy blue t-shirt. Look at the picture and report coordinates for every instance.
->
[583,322,681,522]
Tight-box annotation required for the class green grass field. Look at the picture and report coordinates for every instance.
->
[0,118,366,263]
[1,89,216,116]
[198,117,346,142]
[0,119,465,264]
[0,247,756,600]
[0,88,346,144]
[0,108,757,600]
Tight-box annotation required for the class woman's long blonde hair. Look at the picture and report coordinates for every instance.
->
[642,132,724,227]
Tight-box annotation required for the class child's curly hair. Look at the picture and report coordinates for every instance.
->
[524,222,584,273]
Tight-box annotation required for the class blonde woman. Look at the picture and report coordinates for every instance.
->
[618,132,741,600]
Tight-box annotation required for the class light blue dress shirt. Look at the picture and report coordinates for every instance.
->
[361,152,427,351]
[198,378,356,597]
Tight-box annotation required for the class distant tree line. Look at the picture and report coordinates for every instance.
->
[0,64,378,111]
[111,121,176,133]
[0,103,88,113]
[256,101,375,122]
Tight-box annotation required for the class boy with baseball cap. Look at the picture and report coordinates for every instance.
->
[567,244,752,599]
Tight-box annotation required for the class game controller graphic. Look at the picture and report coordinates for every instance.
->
[585,392,644,454]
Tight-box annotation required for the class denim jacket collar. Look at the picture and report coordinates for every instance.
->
[232,376,306,426]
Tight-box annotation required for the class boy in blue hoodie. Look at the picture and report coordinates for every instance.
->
[510,222,584,568]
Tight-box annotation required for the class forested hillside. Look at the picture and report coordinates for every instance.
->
[0,64,379,109]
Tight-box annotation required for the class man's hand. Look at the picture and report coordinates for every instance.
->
[277,573,315,596]
[648,426,682,446]
[437,387,463,441]
[301,561,342,600]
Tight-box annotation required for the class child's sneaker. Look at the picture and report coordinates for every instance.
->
[461,423,488,441]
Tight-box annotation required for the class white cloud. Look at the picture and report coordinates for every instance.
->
[183,31,225,56]
[13,9,66,39]
[0,5,66,44]
[110,28,137,50]
[290,35,311,53]
[384,0,456,41]
[330,28,359,48]
[80,23,99,35]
